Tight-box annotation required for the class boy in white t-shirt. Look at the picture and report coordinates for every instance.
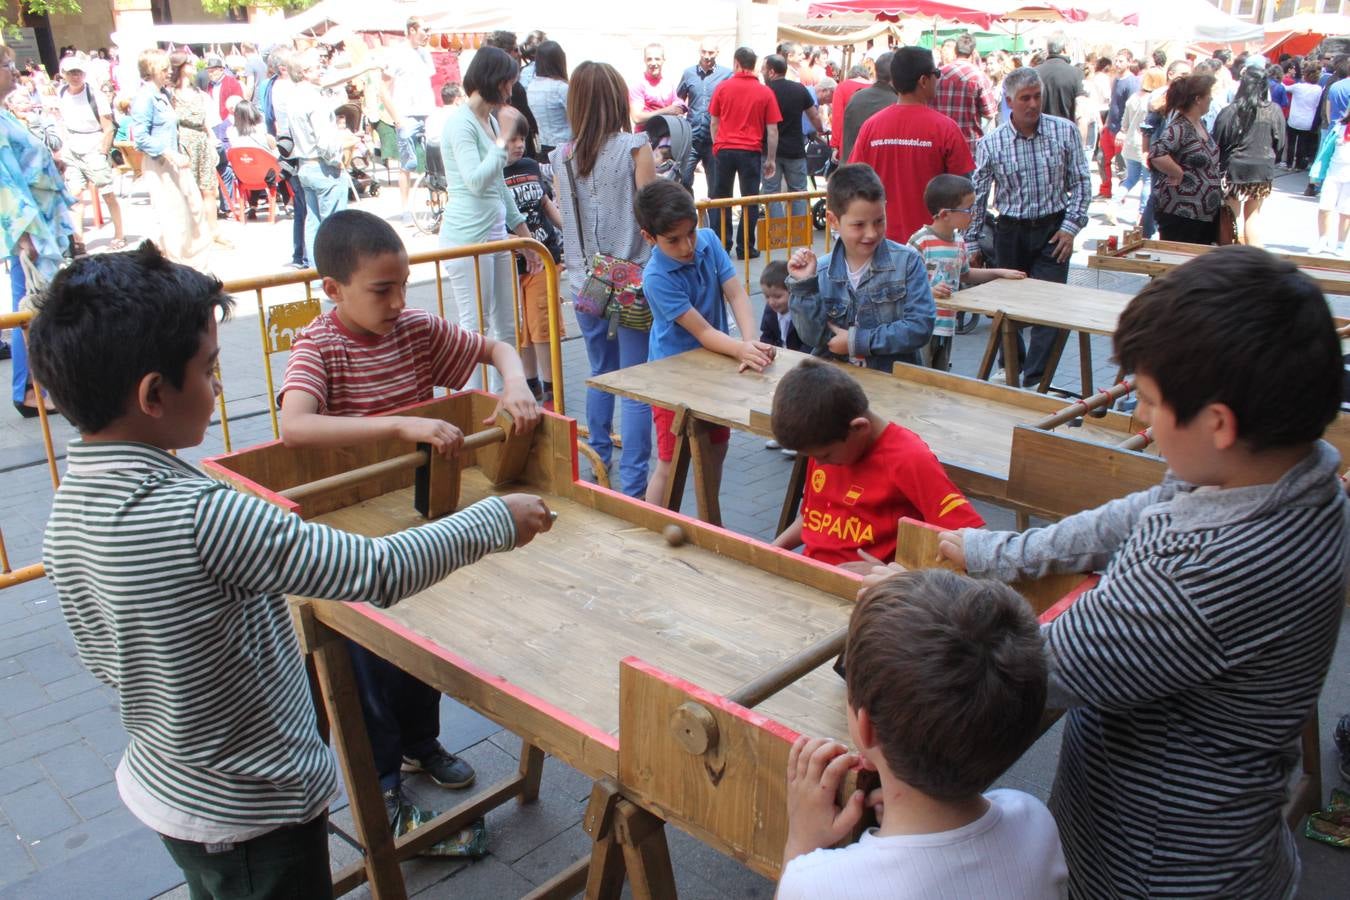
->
[778,569,1067,900]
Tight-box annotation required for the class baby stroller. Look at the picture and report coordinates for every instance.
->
[335,103,380,199]
[805,135,835,232]
[645,114,693,183]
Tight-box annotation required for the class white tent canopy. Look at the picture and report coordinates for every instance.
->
[1104,0,1263,43]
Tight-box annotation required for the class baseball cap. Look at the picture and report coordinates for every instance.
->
[205,54,225,68]
[59,57,85,74]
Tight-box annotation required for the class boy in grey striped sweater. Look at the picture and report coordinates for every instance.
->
[932,246,1350,898]
[28,244,554,896]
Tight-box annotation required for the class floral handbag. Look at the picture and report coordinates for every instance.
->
[565,153,652,332]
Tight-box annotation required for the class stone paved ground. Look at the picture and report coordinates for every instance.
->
[1,168,1348,898]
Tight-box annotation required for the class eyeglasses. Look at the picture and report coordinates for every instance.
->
[942,206,974,216]
[927,69,942,79]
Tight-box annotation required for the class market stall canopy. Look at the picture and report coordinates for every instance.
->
[807,0,1096,28]
[1263,12,1350,58]
[1103,0,1263,43]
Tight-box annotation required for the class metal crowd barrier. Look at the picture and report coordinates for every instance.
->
[0,310,58,590]
[697,189,831,290]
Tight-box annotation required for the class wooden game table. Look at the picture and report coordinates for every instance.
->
[1088,237,1350,297]
[589,349,1161,529]
[941,277,1131,395]
[203,392,1093,899]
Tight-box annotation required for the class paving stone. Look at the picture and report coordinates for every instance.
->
[7,686,114,736]
[0,672,46,717]
[0,760,42,797]
[429,856,535,897]
[15,645,81,686]
[0,779,78,841]
[0,722,81,768]
[67,781,121,820]
[438,696,500,755]
[0,819,181,900]
[0,827,35,888]
[508,820,591,886]
[42,670,103,702]
[37,742,112,798]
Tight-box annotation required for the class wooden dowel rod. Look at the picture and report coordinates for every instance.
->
[281,451,428,501]
[1032,380,1134,431]
[728,626,849,708]
[1120,428,1153,452]
[279,426,508,503]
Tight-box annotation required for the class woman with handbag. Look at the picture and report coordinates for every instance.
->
[0,43,75,418]
[439,46,542,392]
[549,62,657,499]
[1148,74,1223,245]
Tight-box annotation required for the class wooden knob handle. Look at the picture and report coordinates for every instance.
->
[670,702,719,756]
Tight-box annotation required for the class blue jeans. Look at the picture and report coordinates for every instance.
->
[682,130,716,197]
[576,308,651,498]
[299,161,350,271]
[396,117,426,171]
[285,171,308,265]
[347,641,441,792]
[1120,158,1151,214]
[10,253,27,404]
[762,156,808,219]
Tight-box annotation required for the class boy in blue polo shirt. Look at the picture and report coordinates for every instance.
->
[635,180,776,505]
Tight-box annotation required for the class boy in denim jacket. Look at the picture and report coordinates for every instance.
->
[787,164,935,371]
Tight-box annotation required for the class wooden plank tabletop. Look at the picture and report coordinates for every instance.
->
[588,349,1128,488]
[312,472,853,745]
[943,278,1131,335]
[1089,239,1350,295]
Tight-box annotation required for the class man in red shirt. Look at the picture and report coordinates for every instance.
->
[828,65,872,161]
[935,33,999,156]
[709,46,781,259]
[849,47,975,245]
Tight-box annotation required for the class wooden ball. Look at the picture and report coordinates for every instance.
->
[663,524,686,547]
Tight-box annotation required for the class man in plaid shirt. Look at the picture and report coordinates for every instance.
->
[935,34,999,156]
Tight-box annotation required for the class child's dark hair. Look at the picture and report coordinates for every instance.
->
[314,209,406,284]
[27,242,234,434]
[633,180,697,237]
[759,260,788,290]
[826,163,885,216]
[846,570,1046,801]
[1114,245,1340,450]
[770,359,868,450]
[923,174,974,216]
[506,112,530,142]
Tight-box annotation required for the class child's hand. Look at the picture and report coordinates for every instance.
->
[931,282,953,299]
[787,248,817,280]
[938,530,967,567]
[737,341,775,373]
[783,736,865,865]
[490,381,541,434]
[826,323,850,356]
[993,268,1027,280]
[520,248,544,274]
[855,562,906,601]
[500,493,555,547]
[396,416,464,457]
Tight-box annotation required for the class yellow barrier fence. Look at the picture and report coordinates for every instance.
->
[697,189,831,290]
[224,237,564,451]
[0,310,59,590]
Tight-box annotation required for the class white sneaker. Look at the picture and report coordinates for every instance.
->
[765,438,781,450]
[780,448,798,458]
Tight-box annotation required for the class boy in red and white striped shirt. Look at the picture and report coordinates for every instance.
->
[279,208,539,832]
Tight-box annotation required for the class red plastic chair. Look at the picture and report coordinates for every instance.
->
[225,146,281,224]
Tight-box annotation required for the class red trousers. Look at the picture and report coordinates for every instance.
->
[1098,128,1118,198]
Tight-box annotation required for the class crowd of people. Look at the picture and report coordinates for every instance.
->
[4,22,1350,900]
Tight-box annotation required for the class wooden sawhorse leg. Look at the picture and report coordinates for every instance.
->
[1000,316,1021,388]
[976,311,1005,382]
[1078,332,1096,400]
[660,405,723,527]
[1034,329,1070,394]
[580,779,677,900]
[777,454,809,538]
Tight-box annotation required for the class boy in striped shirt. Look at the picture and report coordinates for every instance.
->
[933,247,1350,898]
[29,244,553,895]
[279,209,541,831]
[907,174,1024,371]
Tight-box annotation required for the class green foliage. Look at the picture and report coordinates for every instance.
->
[3,0,82,37]
[198,0,318,15]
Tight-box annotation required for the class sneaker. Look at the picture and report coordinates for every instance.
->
[780,448,798,458]
[765,438,782,450]
[0,341,9,361]
[402,745,476,789]
[282,260,306,270]
[383,784,441,833]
